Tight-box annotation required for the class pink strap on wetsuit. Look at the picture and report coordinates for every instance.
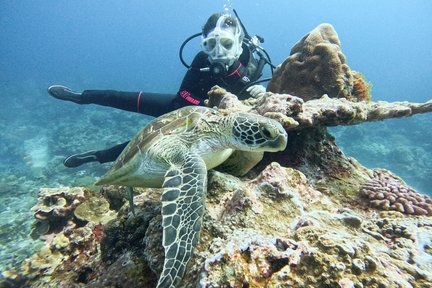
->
[179,90,200,105]
[226,62,242,77]
[137,91,143,112]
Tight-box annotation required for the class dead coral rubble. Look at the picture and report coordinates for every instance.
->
[361,169,432,216]
[295,96,432,129]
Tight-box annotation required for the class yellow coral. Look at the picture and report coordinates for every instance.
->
[74,196,117,224]
[51,234,70,251]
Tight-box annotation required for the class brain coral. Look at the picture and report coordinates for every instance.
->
[360,169,432,216]
[267,23,371,102]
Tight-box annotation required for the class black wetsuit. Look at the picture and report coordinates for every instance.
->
[88,44,263,163]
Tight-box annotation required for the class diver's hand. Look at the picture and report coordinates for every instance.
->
[246,85,266,98]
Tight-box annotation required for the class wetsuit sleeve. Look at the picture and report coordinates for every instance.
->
[173,52,213,108]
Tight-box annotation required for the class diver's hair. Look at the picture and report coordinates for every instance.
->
[202,13,223,36]
[202,13,243,37]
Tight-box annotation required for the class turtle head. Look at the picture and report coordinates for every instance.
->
[228,113,288,152]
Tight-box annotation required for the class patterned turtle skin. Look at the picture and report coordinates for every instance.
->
[96,106,288,287]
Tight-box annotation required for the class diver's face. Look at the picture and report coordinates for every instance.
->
[202,29,236,62]
[201,15,243,66]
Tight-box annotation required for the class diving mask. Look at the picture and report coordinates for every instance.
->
[201,14,243,67]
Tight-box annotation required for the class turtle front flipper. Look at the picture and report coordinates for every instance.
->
[216,150,264,177]
[157,151,207,288]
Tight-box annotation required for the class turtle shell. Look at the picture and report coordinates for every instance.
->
[110,106,218,172]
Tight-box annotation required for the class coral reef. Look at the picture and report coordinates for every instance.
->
[2,23,432,288]
[30,187,86,238]
[207,85,432,131]
[0,81,152,271]
[331,115,432,194]
[5,162,432,287]
[1,187,120,287]
[267,23,371,102]
[200,212,432,287]
[361,169,432,216]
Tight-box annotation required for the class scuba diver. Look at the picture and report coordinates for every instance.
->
[49,12,274,168]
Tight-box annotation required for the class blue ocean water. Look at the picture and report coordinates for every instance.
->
[0,0,431,272]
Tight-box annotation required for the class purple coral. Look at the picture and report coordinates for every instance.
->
[360,169,432,216]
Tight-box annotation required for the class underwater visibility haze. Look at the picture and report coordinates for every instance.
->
[0,0,431,283]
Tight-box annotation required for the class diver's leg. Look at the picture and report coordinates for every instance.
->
[48,85,83,104]
[95,142,129,163]
[80,90,144,113]
[63,141,129,168]
[82,90,178,116]
[82,90,177,117]
[48,85,177,117]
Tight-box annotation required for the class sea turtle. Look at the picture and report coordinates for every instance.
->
[96,106,288,288]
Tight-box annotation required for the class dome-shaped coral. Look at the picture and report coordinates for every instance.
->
[268,23,372,103]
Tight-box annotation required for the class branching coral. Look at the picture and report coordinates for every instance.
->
[361,169,432,216]
[207,87,432,131]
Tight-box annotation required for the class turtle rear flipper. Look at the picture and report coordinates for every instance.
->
[157,150,207,288]
[126,187,136,216]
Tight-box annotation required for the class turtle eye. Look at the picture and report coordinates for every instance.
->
[260,126,274,139]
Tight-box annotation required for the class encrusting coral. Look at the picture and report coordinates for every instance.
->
[2,23,432,288]
[361,169,432,216]
[74,196,117,224]
[1,187,119,287]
